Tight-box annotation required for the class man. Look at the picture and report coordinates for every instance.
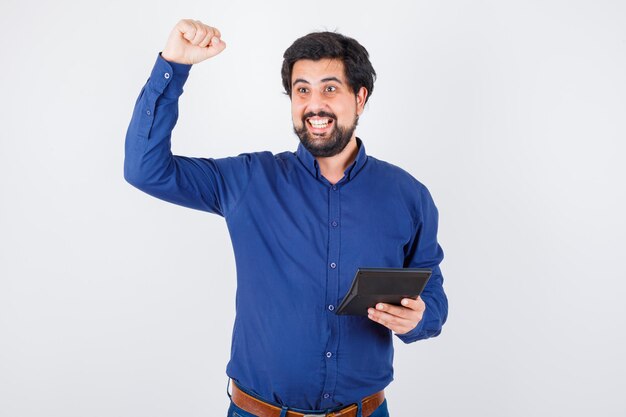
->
[125,19,447,417]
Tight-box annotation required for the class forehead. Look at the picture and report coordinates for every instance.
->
[291,58,346,84]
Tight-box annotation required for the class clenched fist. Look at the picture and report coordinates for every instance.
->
[161,19,226,65]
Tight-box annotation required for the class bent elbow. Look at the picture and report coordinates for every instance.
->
[124,158,149,190]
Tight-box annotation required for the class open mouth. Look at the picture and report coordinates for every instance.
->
[306,117,334,133]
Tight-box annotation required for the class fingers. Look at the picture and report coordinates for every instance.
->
[163,19,225,64]
[199,29,213,48]
[175,19,197,41]
[177,19,220,46]
[401,296,426,313]
[368,308,417,334]
[207,36,227,55]
[374,297,425,316]
[367,297,425,334]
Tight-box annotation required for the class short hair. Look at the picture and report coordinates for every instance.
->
[281,32,376,104]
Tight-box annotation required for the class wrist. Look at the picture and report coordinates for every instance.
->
[160,50,186,65]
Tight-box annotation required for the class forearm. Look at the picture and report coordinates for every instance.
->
[396,265,448,343]
[124,53,192,191]
[395,183,448,343]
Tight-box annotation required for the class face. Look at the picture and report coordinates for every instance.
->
[291,58,367,158]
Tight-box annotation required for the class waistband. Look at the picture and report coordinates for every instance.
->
[230,381,385,417]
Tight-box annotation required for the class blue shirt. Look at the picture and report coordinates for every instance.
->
[124,53,448,411]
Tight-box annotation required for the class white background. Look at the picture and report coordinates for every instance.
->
[1,1,625,416]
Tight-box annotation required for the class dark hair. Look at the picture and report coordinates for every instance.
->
[281,32,376,104]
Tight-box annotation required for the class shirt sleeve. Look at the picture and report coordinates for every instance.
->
[396,184,448,343]
[124,53,252,217]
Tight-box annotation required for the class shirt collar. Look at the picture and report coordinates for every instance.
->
[295,137,368,182]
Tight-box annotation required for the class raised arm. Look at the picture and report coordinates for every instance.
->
[124,20,250,216]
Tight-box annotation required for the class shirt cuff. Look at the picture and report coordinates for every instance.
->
[145,52,192,98]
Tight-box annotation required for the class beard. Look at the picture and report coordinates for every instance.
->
[293,111,359,158]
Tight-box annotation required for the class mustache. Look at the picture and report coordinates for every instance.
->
[302,111,337,120]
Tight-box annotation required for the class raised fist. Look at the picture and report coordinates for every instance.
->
[161,19,226,65]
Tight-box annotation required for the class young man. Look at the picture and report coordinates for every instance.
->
[125,19,448,417]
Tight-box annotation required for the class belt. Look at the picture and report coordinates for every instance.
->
[231,383,385,417]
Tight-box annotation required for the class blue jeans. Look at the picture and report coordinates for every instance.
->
[227,398,390,417]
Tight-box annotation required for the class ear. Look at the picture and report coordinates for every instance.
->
[355,86,368,115]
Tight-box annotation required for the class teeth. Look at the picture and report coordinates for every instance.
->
[309,118,330,128]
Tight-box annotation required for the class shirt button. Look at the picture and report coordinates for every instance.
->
[146,110,151,116]
[330,262,336,269]
[323,393,330,399]
[164,72,170,79]
[326,352,333,358]
[331,221,338,227]
[332,185,338,191]
[328,305,334,311]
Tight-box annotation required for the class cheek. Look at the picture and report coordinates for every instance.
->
[291,104,305,123]
[336,105,356,123]
[336,97,356,115]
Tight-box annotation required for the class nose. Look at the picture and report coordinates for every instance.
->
[306,89,328,113]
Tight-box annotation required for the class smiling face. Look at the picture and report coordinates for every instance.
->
[291,58,367,158]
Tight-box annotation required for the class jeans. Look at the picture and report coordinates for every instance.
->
[226,398,390,417]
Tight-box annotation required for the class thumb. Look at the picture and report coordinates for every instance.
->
[191,36,226,63]
[205,36,227,57]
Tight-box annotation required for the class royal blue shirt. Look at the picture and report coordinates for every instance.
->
[124,53,448,411]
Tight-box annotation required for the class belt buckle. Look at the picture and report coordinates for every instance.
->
[303,414,326,417]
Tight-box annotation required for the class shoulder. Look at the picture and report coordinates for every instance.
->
[365,155,438,224]
[216,150,293,165]
[366,155,429,194]
[213,150,297,176]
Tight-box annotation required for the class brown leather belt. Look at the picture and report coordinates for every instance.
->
[231,383,385,417]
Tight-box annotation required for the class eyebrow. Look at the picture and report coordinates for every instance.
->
[292,77,344,86]
[321,77,343,84]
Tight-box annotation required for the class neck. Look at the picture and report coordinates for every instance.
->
[316,137,359,185]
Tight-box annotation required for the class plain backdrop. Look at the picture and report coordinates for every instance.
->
[1,1,625,416]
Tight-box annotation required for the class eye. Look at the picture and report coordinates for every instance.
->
[297,87,309,94]
[325,85,337,93]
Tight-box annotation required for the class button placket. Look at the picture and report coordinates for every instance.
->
[320,183,341,409]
